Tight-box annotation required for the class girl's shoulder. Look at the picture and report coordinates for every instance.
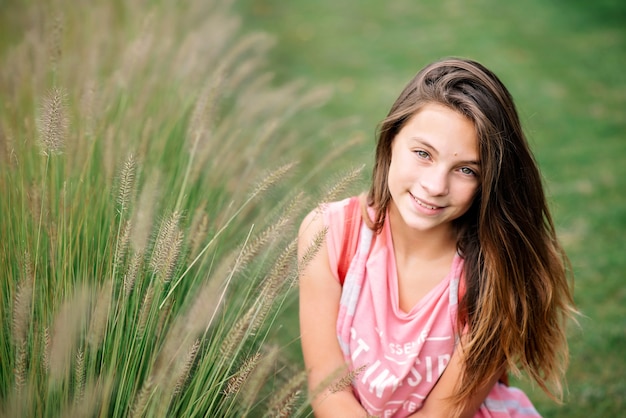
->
[321,196,358,223]
[299,196,356,239]
[298,196,361,283]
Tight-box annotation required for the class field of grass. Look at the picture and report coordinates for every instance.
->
[1,0,624,416]
[0,0,357,416]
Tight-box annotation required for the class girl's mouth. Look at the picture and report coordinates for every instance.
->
[413,196,441,210]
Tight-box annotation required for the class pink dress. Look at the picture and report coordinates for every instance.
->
[323,197,541,418]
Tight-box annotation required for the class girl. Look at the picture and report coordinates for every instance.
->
[298,58,577,418]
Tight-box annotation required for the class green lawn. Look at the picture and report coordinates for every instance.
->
[235,0,626,416]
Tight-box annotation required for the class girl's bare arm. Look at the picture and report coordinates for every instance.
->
[298,209,369,418]
[408,335,504,418]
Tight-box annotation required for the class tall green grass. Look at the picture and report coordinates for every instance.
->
[0,0,363,416]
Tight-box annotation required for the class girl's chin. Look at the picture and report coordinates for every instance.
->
[392,208,444,231]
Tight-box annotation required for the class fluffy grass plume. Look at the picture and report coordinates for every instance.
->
[37,87,68,156]
[0,0,353,416]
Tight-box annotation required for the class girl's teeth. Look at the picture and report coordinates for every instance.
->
[417,199,436,210]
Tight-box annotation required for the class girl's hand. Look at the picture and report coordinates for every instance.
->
[407,335,504,418]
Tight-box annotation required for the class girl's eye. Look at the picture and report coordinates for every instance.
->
[415,150,430,159]
[460,167,476,176]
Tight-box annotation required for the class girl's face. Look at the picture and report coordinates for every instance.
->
[387,103,480,235]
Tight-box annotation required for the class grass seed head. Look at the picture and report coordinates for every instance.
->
[231,215,290,277]
[87,280,113,350]
[224,352,261,397]
[60,376,104,418]
[247,240,298,337]
[188,208,209,261]
[114,220,132,273]
[320,165,365,205]
[251,162,296,198]
[37,86,68,155]
[180,273,224,336]
[173,339,201,396]
[42,327,50,374]
[187,75,222,152]
[298,227,327,273]
[49,287,90,383]
[328,364,368,394]
[131,172,160,253]
[308,364,366,402]
[262,238,298,297]
[124,252,144,297]
[74,348,85,403]
[14,341,28,390]
[219,305,254,358]
[12,252,34,347]
[150,211,184,282]
[117,153,137,215]
[240,345,280,409]
[136,283,156,339]
[131,375,153,418]
[265,370,306,418]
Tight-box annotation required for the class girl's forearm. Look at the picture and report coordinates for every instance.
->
[309,389,369,418]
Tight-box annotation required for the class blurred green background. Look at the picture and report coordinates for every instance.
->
[234,0,626,416]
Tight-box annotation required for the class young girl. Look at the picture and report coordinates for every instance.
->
[298,58,576,418]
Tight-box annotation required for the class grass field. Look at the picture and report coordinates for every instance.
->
[1,0,624,416]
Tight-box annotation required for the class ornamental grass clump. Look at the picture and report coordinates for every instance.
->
[0,0,362,416]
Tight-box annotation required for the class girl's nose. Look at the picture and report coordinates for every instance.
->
[420,167,449,196]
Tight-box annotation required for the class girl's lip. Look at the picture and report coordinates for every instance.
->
[416,199,439,210]
[411,194,444,210]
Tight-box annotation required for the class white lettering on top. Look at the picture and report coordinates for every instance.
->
[369,368,401,398]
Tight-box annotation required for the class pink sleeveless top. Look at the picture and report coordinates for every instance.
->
[323,197,541,418]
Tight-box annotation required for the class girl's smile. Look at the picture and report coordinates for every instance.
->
[387,103,480,234]
[412,194,445,214]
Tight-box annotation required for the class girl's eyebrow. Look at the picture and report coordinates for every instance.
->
[410,137,437,153]
[460,156,481,166]
[411,137,480,166]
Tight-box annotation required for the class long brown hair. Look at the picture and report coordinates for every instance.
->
[368,58,577,413]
